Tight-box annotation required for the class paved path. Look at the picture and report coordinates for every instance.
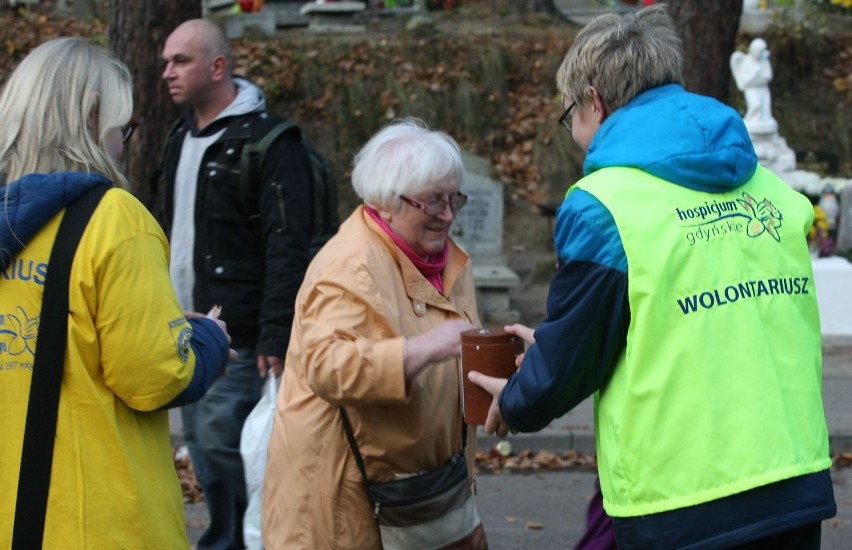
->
[178,343,852,548]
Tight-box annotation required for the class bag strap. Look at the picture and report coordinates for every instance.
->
[339,407,371,486]
[239,119,298,213]
[339,404,468,489]
[12,184,108,550]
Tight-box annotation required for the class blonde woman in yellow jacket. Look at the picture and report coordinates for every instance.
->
[263,119,486,549]
[0,38,233,549]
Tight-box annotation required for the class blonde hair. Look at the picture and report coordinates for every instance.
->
[0,37,133,189]
[556,3,683,112]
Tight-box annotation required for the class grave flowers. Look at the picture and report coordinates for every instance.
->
[808,205,836,257]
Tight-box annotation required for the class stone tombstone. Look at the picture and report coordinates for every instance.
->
[837,185,852,255]
[300,1,367,33]
[451,152,520,324]
[268,1,311,27]
[452,159,503,261]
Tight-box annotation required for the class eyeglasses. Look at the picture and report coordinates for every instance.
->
[399,192,468,216]
[557,101,576,132]
[122,119,138,144]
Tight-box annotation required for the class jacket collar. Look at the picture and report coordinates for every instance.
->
[0,172,111,269]
[358,206,470,313]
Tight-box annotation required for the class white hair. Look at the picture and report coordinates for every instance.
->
[351,118,465,209]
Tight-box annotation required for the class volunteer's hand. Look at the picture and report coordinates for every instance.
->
[504,323,535,368]
[467,371,512,438]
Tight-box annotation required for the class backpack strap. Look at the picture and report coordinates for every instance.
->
[239,119,299,213]
[12,184,109,550]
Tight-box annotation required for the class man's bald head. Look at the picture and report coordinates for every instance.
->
[170,19,233,74]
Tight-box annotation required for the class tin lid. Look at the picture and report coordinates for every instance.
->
[460,327,519,345]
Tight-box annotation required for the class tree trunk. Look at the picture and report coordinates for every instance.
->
[668,1,743,103]
[108,0,201,213]
[528,0,562,17]
[490,0,563,18]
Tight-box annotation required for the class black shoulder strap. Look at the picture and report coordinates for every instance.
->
[239,119,299,212]
[339,407,371,488]
[12,184,109,550]
[339,406,468,490]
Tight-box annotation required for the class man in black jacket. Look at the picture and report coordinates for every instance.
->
[160,18,312,549]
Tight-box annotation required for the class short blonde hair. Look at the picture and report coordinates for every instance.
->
[351,118,464,209]
[556,4,683,112]
[0,37,133,188]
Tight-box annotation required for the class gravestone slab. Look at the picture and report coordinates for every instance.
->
[812,257,852,337]
[452,172,504,261]
[300,1,366,33]
[267,0,310,27]
[222,10,277,38]
[452,152,520,324]
[837,185,852,254]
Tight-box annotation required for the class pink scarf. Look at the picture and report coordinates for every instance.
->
[366,207,448,293]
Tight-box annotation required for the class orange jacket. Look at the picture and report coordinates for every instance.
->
[262,206,480,549]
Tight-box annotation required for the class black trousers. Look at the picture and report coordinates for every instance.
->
[732,522,822,550]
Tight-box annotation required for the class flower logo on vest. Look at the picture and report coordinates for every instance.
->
[737,192,783,242]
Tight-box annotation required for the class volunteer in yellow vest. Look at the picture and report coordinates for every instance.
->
[0,38,232,548]
[469,6,836,549]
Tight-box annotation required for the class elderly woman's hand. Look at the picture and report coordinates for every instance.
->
[404,319,473,381]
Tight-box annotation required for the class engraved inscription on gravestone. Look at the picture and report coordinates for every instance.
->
[451,173,503,260]
[460,188,497,238]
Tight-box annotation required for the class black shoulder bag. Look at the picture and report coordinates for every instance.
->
[12,185,108,550]
[339,407,483,549]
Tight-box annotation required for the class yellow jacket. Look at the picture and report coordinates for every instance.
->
[1,181,206,549]
[262,206,480,549]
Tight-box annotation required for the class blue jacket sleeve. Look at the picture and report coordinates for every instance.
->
[499,189,630,432]
[162,317,229,409]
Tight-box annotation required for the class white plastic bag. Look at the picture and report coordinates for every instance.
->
[240,374,279,550]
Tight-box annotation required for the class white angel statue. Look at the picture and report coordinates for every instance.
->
[731,38,778,134]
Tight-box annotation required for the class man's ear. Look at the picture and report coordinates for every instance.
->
[210,55,229,83]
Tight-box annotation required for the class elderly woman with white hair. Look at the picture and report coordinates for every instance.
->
[262,118,487,549]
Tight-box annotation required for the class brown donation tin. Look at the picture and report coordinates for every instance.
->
[460,327,525,425]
